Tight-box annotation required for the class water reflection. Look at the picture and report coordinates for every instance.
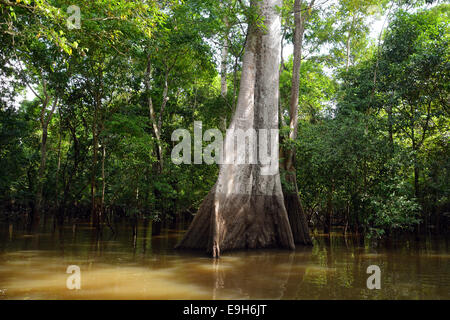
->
[0,222,448,300]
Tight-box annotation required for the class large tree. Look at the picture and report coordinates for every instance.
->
[176,0,295,257]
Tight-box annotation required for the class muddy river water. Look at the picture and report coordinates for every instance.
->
[0,222,448,300]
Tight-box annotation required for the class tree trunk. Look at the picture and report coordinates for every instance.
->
[91,87,101,227]
[32,94,58,231]
[55,114,62,210]
[33,123,48,229]
[101,143,106,221]
[221,19,229,99]
[411,109,420,200]
[345,15,355,72]
[54,115,62,225]
[145,56,164,173]
[279,30,287,127]
[59,120,80,224]
[176,0,295,257]
[346,34,351,72]
[220,19,229,131]
[281,0,313,245]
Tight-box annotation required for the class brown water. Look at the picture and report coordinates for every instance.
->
[0,222,448,300]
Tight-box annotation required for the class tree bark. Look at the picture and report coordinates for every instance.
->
[176,0,295,257]
[281,0,313,245]
[279,30,287,127]
[145,56,165,173]
[220,18,230,131]
[221,18,229,99]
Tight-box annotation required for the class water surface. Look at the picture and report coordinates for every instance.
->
[0,222,448,300]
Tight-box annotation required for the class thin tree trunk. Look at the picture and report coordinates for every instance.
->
[60,120,80,223]
[279,30,287,127]
[345,14,357,72]
[221,20,229,98]
[372,2,393,105]
[101,143,106,220]
[145,56,164,173]
[32,91,58,230]
[34,124,48,228]
[91,85,101,227]
[346,34,351,72]
[54,112,62,224]
[281,0,314,245]
[91,126,98,226]
[411,106,420,200]
[220,18,230,131]
[55,114,62,209]
[177,0,295,257]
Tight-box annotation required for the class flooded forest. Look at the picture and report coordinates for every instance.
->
[0,0,449,300]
